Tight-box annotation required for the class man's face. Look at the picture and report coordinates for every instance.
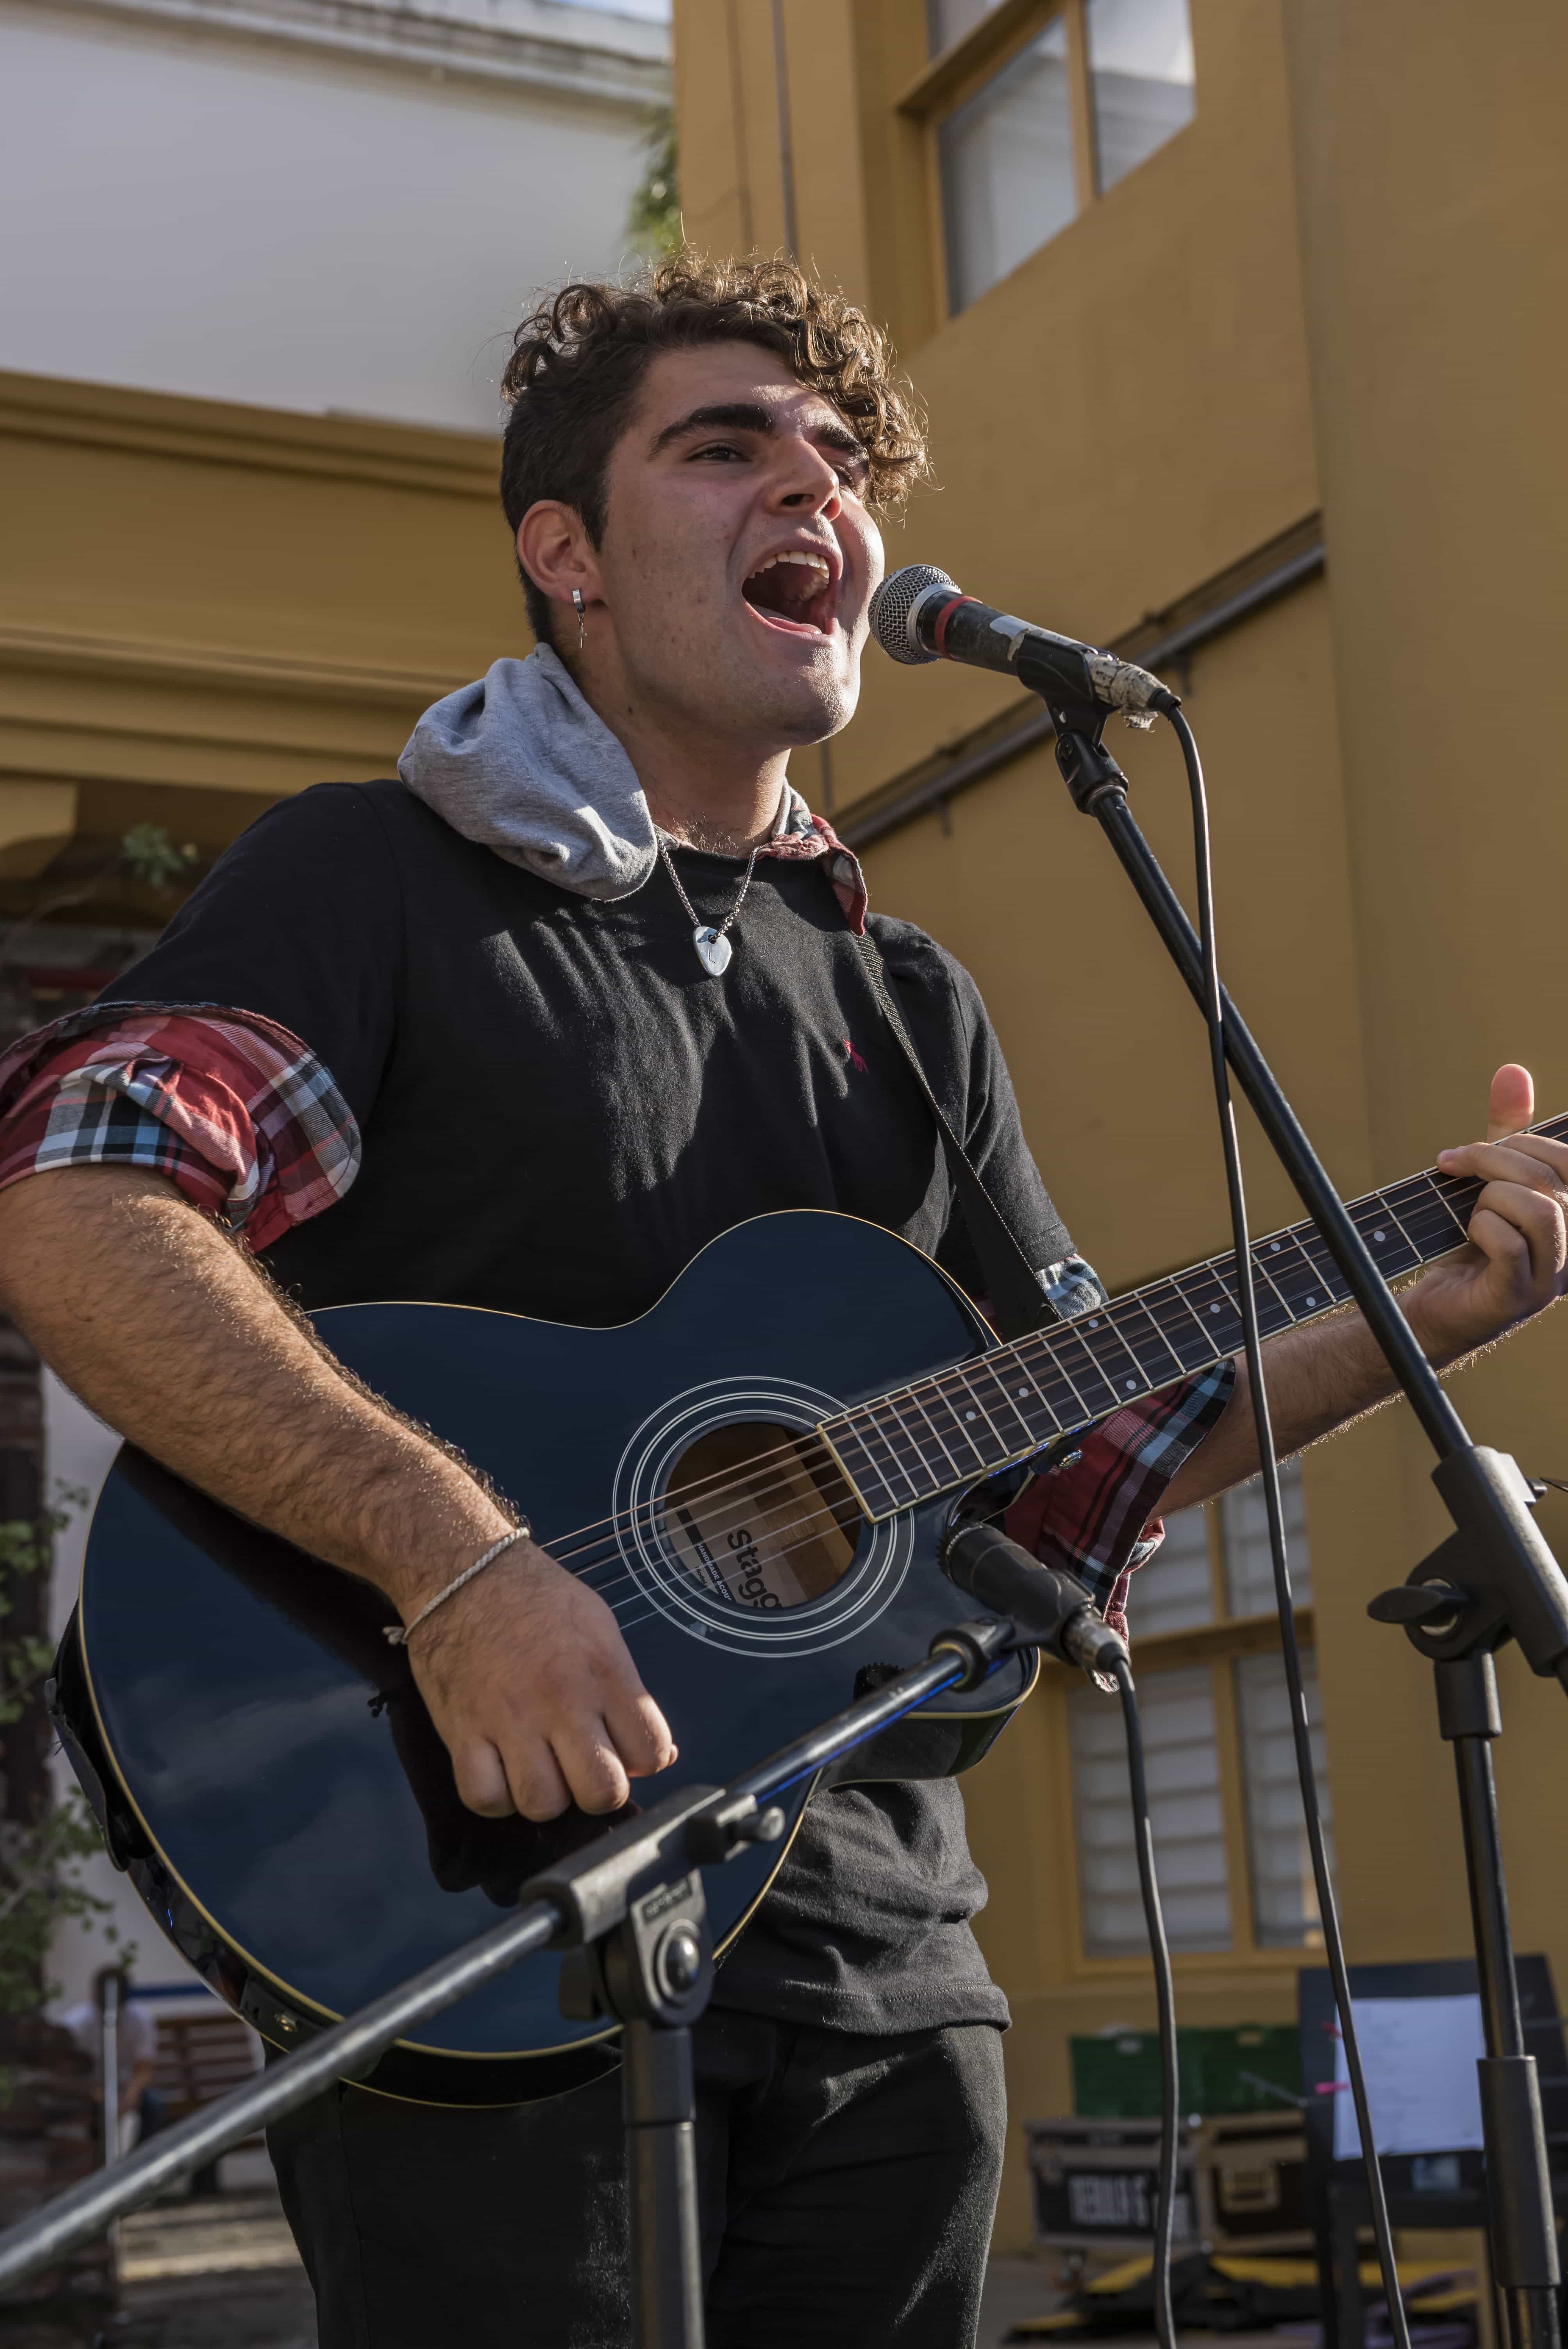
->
[590,342,884,752]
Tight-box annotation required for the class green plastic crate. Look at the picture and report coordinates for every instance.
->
[1071,2025,1302,2118]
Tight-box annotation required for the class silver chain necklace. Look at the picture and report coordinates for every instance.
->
[657,834,761,977]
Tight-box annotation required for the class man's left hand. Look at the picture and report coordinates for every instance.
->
[1403,1064,1568,1365]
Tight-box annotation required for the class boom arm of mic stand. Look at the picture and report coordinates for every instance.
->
[1049,707,1568,1689]
[0,1618,1017,2300]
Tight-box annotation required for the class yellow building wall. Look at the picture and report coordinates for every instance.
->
[679,0,1568,2256]
[0,370,523,870]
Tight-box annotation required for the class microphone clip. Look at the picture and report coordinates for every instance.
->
[940,1513,1130,1680]
[1049,701,1133,817]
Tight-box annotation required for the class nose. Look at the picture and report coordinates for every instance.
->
[768,436,843,520]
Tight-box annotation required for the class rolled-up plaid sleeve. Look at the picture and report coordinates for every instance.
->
[0,1001,359,1252]
[1005,1363,1235,1645]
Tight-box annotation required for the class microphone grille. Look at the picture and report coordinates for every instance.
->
[868,564,958,665]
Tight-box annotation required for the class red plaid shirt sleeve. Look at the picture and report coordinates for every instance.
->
[0,1003,358,1251]
[1004,1360,1235,1644]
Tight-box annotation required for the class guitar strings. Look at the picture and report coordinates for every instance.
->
[532,1230,1345,1609]
[545,1445,886,1612]
[525,1230,1291,1599]
[593,1463,1003,1640]
[543,1360,1068,1617]
[565,1183,1504,1628]
[553,1158,1484,1586]
[492,1153,1502,1613]
[587,1489,888,1631]
[529,1251,1231,1590]
[523,1262,1299,1609]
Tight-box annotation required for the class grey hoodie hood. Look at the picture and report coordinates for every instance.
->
[398,645,818,900]
[398,645,657,901]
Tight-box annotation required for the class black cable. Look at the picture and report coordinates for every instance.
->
[1167,705,1412,2349]
[1114,1654,1181,2349]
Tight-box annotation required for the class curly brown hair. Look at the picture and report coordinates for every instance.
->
[499,254,927,647]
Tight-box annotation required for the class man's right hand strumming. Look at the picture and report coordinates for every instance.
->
[0,1163,675,1823]
[393,1536,675,1820]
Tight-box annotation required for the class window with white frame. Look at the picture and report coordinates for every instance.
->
[1066,1461,1335,1960]
[939,21,1076,317]
[1071,1662,1231,1956]
[1235,1649,1334,1948]
[927,0,1004,54]
[1221,1465,1312,1618]
[920,0,1196,315]
[1084,0,1196,194]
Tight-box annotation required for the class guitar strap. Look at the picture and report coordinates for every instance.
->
[852,930,1072,1340]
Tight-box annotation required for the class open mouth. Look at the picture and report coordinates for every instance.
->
[741,549,837,638]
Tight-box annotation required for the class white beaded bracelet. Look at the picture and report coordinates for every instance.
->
[382,1522,533,1649]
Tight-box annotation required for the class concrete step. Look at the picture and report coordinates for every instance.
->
[116,2189,304,2284]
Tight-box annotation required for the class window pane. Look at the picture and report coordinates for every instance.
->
[939,20,1076,315]
[927,0,1003,57]
[1221,1459,1311,1617]
[1069,1665,1231,1956]
[1235,1649,1336,1948]
[1130,1500,1213,1636]
[1086,0,1196,194]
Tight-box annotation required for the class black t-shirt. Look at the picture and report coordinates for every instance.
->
[112,780,1078,2032]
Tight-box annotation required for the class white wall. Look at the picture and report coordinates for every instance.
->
[0,0,669,431]
[42,1369,208,2009]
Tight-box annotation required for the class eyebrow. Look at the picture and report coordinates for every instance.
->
[649,400,867,464]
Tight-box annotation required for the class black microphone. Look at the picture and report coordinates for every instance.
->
[869,563,1178,724]
[942,1520,1130,1677]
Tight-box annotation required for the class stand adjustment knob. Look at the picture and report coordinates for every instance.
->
[1368,1580,1468,1628]
[658,1924,704,1997]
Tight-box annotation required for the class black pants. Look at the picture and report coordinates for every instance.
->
[268,2010,1006,2347]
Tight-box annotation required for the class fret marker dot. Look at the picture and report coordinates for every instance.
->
[1270,1242,1281,1254]
[1017,1388,1029,1399]
[1305,1294,1317,1307]
[1210,1303,1221,1315]
[1124,1378,1137,1391]
[1087,1318,1099,1330]
[1374,1229,1386,1242]
[965,1411,976,1422]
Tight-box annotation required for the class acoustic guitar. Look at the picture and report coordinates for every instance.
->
[50,1123,1543,2105]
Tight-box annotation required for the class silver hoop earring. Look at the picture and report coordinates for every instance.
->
[571,588,586,652]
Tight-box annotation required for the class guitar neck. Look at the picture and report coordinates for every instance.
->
[823,1110,1568,1523]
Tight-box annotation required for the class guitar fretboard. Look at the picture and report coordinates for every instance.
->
[821,1112,1568,1521]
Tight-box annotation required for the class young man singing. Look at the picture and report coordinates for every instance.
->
[0,258,1563,2347]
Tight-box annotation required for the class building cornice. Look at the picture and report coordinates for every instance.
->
[0,625,470,714]
[0,369,501,498]
[15,0,669,110]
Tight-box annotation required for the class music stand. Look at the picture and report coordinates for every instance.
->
[1299,1959,1568,2349]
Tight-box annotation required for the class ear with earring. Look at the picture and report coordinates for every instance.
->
[570,588,586,653]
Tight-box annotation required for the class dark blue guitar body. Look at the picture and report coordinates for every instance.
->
[54,1211,1036,2106]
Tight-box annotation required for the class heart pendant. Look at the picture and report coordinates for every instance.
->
[693,926,733,977]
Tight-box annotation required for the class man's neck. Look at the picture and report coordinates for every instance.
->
[648,791,783,857]
[568,652,791,856]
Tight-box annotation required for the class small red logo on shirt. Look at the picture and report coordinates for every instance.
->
[842,1038,868,1073]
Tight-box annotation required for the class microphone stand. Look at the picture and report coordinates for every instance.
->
[1042,693,1567,2349]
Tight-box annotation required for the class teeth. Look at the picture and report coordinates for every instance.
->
[749,551,831,582]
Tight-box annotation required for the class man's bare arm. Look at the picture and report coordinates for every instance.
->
[1162,1070,1568,1517]
[1159,1301,1430,1515]
[0,1166,674,1821]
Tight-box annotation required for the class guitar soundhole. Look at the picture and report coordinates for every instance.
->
[661,1421,864,1615]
